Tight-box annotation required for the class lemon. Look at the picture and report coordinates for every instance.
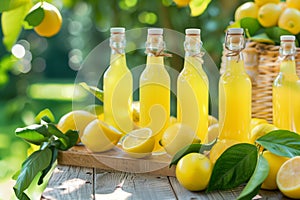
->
[122,128,155,158]
[286,0,300,10]
[169,116,177,126]
[81,119,122,152]
[254,0,280,7]
[261,151,290,190]
[209,139,239,164]
[235,2,259,21]
[176,153,213,191]
[279,2,287,11]
[208,115,218,126]
[278,8,300,34]
[258,3,282,27]
[32,2,62,37]
[250,118,268,130]
[250,123,278,143]
[173,0,190,7]
[277,156,300,199]
[57,110,97,143]
[207,123,219,143]
[160,123,199,156]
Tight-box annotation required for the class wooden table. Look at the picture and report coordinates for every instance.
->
[42,147,290,200]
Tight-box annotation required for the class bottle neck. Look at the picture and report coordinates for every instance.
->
[184,35,202,57]
[225,56,245,73]
[110,33,126,55]
[279,40,297,74]
[145,34,165,57]
[280,60,296,74]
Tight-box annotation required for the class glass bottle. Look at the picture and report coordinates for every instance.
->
[177,28,209,143]
[219,28,251,142]
[139,28,170,151]
[273,35,300,133]
[104,27,133,133]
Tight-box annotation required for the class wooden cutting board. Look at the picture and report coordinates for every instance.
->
[58,145,176,177]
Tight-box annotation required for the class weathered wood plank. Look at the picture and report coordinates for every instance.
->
[58,145,175,177]
[42,165,93,200]
[94,169,177,200]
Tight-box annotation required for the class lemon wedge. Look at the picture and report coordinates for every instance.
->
[122,128,155,158]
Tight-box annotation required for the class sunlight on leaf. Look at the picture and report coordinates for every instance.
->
[189,0,211,17]
[0,0,30,13]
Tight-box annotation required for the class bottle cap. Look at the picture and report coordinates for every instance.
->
[148,28,163,35]
[280,35,295,41]
[185,28,201,35]
[110,27,125,33]
[227,28,244,34]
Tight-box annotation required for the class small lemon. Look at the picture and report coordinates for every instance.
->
[173,0,190,7]
[261,151,289,190]
[277,156,300,199]
[254,0,280,7]
[207,123,219,144]
[250,123,278,143]
[209,139,239,164]
[258,3,282,27]
[278,8,300,34]
[32,2,62,37]
[250,118,268,130]
[57,110,97,143]
[235,2,259,21]
[208,115,218,126]
[169,116,177,126]
[286,0,300,10]
[160,123,199,156]
[176,153,213,191]
[122,128,155,158]
[81,119,122,152]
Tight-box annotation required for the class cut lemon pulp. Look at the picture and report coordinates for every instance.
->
[277,156,300,199]
[122,128,155,158]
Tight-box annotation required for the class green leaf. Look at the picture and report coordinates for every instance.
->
[1,1,31,51]
[240,18,261,36]
[13,148,52,199]
[54,130,78,150]
[227,20,241,29]
[79,82,104,102]
[256,130,300,158]
[189,0,212,17]
[35,108,55,123]
[250,33,275,45]
[15,124,50,145]
[0,0,30,13]
[38,146,57,185]
[207,143,258,192]
[24,6,44,28]
[265,27,293,45]
[237,155,269,200]
[170,140,216,167]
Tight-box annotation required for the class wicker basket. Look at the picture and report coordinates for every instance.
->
[220,41,300,123]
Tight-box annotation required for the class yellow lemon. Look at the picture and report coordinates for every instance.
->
[81,119,122,152]
[160,123,199,156]
[278,8,300,34]
[207,123,219,144]
[250,118,268,130]
[169,116,177,126]
[208,115,218,126]
[254,0,280,7]
[33,2,62,37]
[277,156,300,199]
[235,2,259,21]
[173,0,190,7]
[258,3,282,27]
[122,128,155,158]
[261,151,289,190]
[176,153,213,191]
[250,123,278,143]
[209,139,239,164]
[57,110,97,143]
[286,0,300,10]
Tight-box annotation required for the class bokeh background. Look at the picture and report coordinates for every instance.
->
[0,0,246,198]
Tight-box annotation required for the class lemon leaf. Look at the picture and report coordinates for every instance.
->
[79,82,104,102]
[237,155,269,200]
[207,143,258,192]
[226,20,241,30]
[24,6,44,29]
[256,130,300,158]
[189,0,211,17]
[15,124,50,145]
[38,146,58,185]
[265,27,293,45]
[35,108,55,123]
[240,17,261,37]
[250,33,275,44]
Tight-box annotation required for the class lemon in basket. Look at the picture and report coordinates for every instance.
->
[250,118,268,130]
[258,3,282,27]
[122,128,155,158]
[278,8,300,34]
[234,2,259,21]
[81,119,122,152]
[254,0,280,7]
[277,156,300,199]
[250,123,278,143]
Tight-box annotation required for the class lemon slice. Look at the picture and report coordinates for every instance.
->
[81,119,122,152]
[122,128,155,158]
[277,156,300,199]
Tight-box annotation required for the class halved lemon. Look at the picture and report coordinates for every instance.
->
[277,156,300,199]
[122,128,155,158]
